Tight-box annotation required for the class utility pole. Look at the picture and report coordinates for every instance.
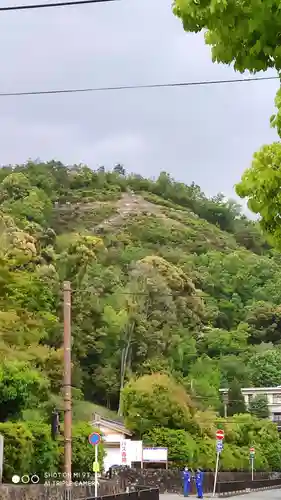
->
[222,391,228,418]
[63,281,72,500]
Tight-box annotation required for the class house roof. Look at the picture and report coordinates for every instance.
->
[92,413,133,436]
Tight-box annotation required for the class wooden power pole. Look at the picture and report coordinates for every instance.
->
[63,281,72,499]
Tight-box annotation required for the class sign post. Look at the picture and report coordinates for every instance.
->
[0,436,3,484]
[88,432,101,498]
[213,430,224,497]
[249,447,255,481]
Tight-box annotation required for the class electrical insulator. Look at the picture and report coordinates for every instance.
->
[51,410,60,440]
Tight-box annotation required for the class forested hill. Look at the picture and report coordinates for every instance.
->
[1,160,281,426]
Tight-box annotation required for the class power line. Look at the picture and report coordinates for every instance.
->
[0,75,279,98]
[71,288,269,304]
[71,289,237,300]
[0,0,118,12]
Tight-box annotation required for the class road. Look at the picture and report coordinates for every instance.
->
[160,490,281,500]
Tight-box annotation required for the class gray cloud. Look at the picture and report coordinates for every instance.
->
[0,0,278,201]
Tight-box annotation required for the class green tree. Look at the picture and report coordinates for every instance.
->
[143,427,196,466]
[0,172,31,201]
[0,422,34,481]
[236,143,281,249]
[173,0,281,73]
[245,301,281,345]
[0,360,50,421]
[121,373,196,434]
[26,421,60,476]
[219,355,251,387]
[198,325,249,357]
[6,188,52,226]
[223,413,281,471]
[172,0,281,240]
[187,355,221,410]
[248,394,269,419]
[249,349,281,386]
[227,379,246,416]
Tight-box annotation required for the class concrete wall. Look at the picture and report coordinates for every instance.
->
[117,467,204,494]
[115,467,281,494]
[0,478,120,500]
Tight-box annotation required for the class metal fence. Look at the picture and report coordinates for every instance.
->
[85,478,281,499]
[85,488,159,500]
[217,478,281,495]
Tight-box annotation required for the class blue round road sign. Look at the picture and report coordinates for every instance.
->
[88,432,101,446]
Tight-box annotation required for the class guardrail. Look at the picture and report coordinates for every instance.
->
[85,487,159,500]
[217,478,281,496]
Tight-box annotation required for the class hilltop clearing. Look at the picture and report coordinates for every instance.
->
[52,190,242,254]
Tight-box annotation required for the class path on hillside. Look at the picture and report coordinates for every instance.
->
[160,489,281,500]
[93,192,163,232]
[92,192,194,233]
[56,191,191,234]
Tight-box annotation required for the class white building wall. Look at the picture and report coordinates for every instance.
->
[103,433,125,443]
[103,447,121,471]
[220,387,281,421]
[242,389,281,418]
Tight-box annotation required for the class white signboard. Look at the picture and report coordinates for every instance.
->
[143,447,168,462]
[128,440,143,462]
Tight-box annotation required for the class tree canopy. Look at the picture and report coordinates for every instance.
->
[227,380,246,417]
[236,143,281,249]
[173,0,281,73]
[249,395,269,420]
[0,159,281,473]
[172,0,281,250]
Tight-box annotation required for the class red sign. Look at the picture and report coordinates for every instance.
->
[216,429,224,440]
[250,447,255,452]
[120,440,127,465]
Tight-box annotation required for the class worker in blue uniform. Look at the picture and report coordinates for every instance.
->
[182,467,191,497]
[195,468,203,499]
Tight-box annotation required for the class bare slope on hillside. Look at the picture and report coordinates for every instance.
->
[52,191,240,253]
[91,192,239,253]
[93,192,163,231]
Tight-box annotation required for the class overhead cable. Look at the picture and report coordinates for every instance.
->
[0,0,118,12]
[0,75,279,98]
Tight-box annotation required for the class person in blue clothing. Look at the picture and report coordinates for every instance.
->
[195,468,204,499]
[182,466,191,497]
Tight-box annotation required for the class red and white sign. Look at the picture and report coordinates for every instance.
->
[118,440,142,467]
[216,429,224,440]
[250,447,255,453]
[120,440,130,466]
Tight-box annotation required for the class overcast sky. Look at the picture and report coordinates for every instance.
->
[0,0,279,199]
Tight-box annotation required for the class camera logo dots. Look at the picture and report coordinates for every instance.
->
[11,474,40,484]
[31,475,40,484]
[11,472,91,485]
[12,475,20,484]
